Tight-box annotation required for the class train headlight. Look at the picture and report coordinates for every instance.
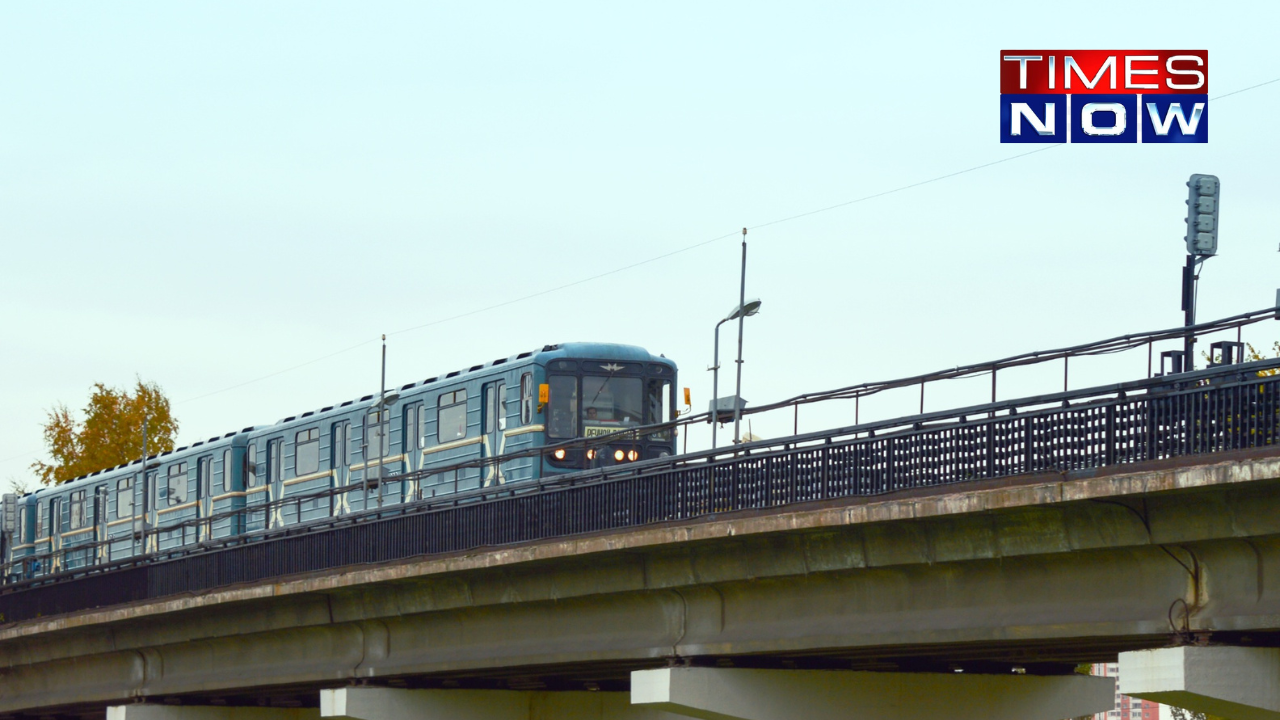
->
[614,449,625,462]
[553,448,566,460]
[627,449,640,462]
[586,449,596,460]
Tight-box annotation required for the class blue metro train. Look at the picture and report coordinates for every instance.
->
[2,342,678,579]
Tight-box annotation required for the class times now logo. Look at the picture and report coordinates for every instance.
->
[1000,51,1208,143]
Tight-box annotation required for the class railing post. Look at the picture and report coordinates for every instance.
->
[886,437,896,492]
[1023,416,1034,475]
[1105,404,1117,465]
[820,439,831,498]
[985,421,996,479]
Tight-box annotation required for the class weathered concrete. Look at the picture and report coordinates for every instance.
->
[8,452,1280,645]
[631,667,1115,720]
[320,688,678,720]
[107,707,319,720]
[1,453,1280,716]
[1119,646,1280,720]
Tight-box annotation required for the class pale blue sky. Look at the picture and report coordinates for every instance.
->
[3,2,1279,482]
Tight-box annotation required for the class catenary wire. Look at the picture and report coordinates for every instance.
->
[4,77,1277,471]
[177,76,1277,406]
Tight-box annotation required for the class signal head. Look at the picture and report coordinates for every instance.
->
[1185,173,1220,256]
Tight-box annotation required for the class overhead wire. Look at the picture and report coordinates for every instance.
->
[5,76,1278,471]
[167,147,1079,406]
[176,75,1278,406]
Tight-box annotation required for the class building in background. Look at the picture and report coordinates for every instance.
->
[1094,663,1161,720]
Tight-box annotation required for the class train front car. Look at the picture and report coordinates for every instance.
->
[537,343,678,474]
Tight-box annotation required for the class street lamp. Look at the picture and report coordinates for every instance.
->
[709,298,761,449]
[364,335,400,509]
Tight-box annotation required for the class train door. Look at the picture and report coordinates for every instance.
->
[48,497,61,572]
[197,456,212,541]
[94,486,106,564]
[267,438,284,528]
[144,470,158,552]
[402,404,420,501]
[331,421,350,516]
[482,380,507,487]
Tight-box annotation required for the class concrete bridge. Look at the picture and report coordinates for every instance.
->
[4,443,1280,720]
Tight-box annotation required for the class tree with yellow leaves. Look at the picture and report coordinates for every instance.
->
[1245,341,1280,377]
[30,380,178,486]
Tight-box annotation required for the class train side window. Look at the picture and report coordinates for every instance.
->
[167,463,188,506]
[296,429,320,475]
[245,444,258,487]
[117,478,133,518]
[438,390,468,442]
[520,373,533,425]
[69,490,86,530]
[267,439,283,483]
[547,376,579,439]
[404,405,419,453]
[331,423,349,469]
[647,378,673,441]
[15,504,24,543]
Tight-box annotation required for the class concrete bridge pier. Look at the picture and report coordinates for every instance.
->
[630,667,1115,720]
[1120,646,1280,720]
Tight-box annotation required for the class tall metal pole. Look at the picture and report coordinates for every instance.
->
[376,334,386,508]
[710,320,726,449]
[137,416,148,556]
[732,228,748,444]
[1182,254,1197,370]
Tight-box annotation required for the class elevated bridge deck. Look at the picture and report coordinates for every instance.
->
[4,359,1280,716]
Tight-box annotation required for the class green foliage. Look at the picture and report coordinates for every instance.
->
[30,379,178,486]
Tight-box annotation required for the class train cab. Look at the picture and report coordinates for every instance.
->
[538,343,678,473]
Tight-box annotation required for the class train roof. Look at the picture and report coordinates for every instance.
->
[263,342,674,429]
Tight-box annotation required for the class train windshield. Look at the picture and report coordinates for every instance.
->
[546,370,675,441]
[582,375,643,437]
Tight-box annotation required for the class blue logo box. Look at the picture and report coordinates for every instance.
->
[999,94,1207,143]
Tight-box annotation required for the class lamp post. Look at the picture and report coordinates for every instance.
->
[733,228,748,445]
[709,297,761,449]
[364,335,400,509]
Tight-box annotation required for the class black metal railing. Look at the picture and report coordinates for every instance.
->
[2,357,1279,623]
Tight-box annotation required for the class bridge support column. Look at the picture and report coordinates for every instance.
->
[107,707,319,720]
[1119,647,1280,720]
[320,687,679,720]
[630,667,1114,720]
